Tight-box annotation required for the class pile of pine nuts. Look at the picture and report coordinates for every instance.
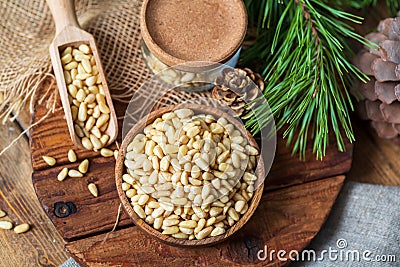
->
[122,108,259,240]
[60,44,111,151]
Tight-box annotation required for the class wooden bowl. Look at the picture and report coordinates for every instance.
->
[115,104,265,247]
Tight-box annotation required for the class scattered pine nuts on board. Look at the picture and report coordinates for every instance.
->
[42,145,118,198]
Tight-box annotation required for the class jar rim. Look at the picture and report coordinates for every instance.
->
[140,0,247,72]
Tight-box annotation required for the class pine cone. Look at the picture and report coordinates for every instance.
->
[211,68,265,118]
[352,15,400,139]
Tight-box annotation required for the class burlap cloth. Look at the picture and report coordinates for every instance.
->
[0,0,212,137]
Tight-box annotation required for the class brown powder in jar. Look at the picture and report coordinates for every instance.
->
[141,0,247,67]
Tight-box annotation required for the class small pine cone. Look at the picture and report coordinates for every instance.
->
[352,13,400,139]
[212,68,265,118]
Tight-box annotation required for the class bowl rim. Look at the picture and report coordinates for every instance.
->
[115,103,265,247]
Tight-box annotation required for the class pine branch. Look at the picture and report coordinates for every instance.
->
[242,0,376,159]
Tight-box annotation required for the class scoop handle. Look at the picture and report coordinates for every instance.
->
[46,0,80,35]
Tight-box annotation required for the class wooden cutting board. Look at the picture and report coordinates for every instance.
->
[29,79,352,266]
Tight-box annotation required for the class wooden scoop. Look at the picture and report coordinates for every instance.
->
[47,0,118,149]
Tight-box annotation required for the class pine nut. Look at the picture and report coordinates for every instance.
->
[100,148,114,157]
[76,89,86,102]
[88,183,98,197]
[151,207,165,218]
[0,221,13,230]
[160,156,170,171]
[64,61,78,71]
[57,167,69,181]
[12,223,30,234]
[187,126,200,138]
[179,227,194,235]
[79,44,91,54]
[171,197,188,206]
[228,207,239,221]
[82,137,93,150]
[195,158,209,171]
[122,182,131,191]
[162,226,179,235]
[68,149,77,162]
[196,226,213,239]
[175,109,193,119]
[42,156,56,166]
[96,113,109,128]
[74,124,84,137]
[77,159,89,174]
[134,205,146,219]
[145,215,155,224]
[159,202,174,212]
[68,169,83,178]
[122,174,135,184]
[82,58,92,73]
[153,217,163,229]
[231,152,241,169]
[234,200,245,213]
[210,226,225,237]
[87,136,100,151]
[100,135,109,146]
[163,219,180,227]
[245,145,259,155]
[209,207,223,217]
[77,102,87,122]
[138,194,150,206]
[68,84,78,98]
[61,53,72,65]
[0,210,6,218]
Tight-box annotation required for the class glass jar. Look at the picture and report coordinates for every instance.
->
[140,0,247,91]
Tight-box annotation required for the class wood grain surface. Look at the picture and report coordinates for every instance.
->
[347,118,400,186]
[0,120,68,266]
[28,75,351,266]
[0,5,394,266]
[268,132,352,190]
[66,176,345,267]
[33,156,132,241]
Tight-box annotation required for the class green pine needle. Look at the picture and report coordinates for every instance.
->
[241,0,388,159]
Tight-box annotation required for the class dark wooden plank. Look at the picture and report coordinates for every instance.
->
[66,175,345,267]
[0,120,68,267]
[267,133,352,190]
[32,156,132,241]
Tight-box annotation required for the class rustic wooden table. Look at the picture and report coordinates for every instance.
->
[1,3,397,266]
[0,105,399,266]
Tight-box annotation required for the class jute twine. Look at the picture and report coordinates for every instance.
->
[0,0,212,154]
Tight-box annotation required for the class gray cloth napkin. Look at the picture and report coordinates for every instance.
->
[60,181,400,267]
